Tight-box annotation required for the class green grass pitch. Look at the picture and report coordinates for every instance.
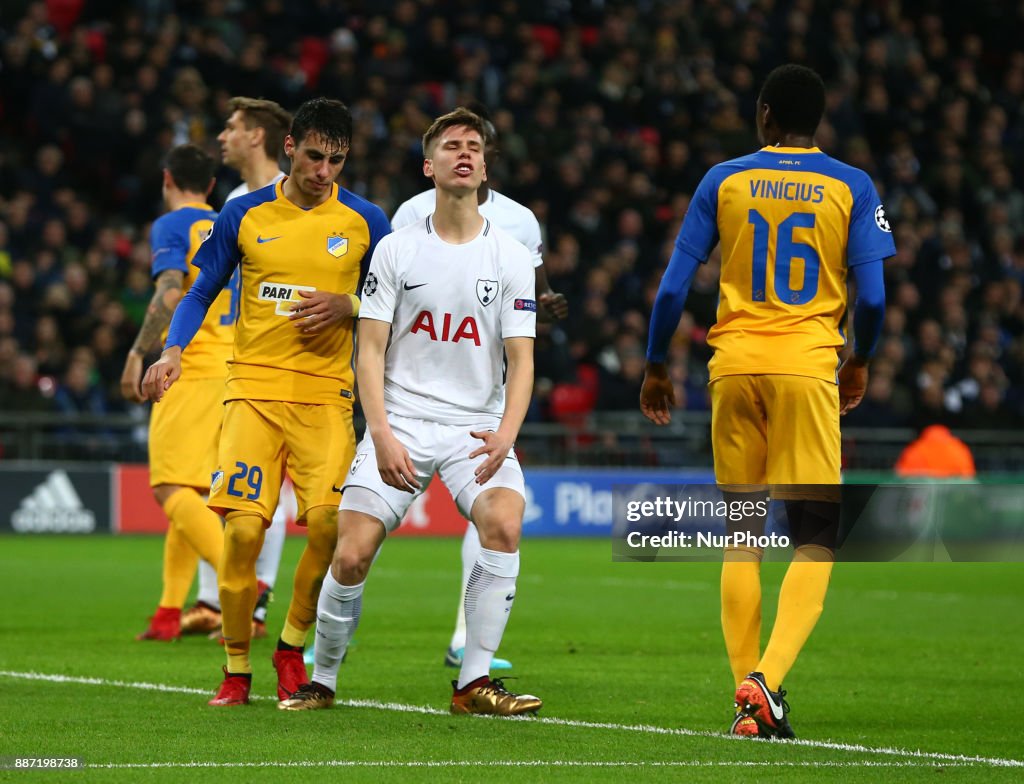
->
[1,534,1021,782]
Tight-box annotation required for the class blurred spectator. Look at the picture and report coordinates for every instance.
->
[51,351,114,454]
[32,314,67,377]
[0,352,50,413]
[597,339,646,411]
[52,352,107,420]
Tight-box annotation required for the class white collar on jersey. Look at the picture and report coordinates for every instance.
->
[425,215,492,237]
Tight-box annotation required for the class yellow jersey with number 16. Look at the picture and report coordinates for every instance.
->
[677,146,896,383]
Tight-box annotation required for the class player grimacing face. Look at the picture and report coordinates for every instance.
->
[423,125,487,194]
[284,132,349,205]
[218,110,254,169]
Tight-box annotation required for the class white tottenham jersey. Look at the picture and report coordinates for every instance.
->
[225,170,286,202]
[391,188,543,268]
[359,215,536,425]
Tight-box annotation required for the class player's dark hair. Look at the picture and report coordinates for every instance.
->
[422,107,488,156]
[228,96,292,159]
[759,64,826,137]
[289,97,352,151]
[164,143,215,193]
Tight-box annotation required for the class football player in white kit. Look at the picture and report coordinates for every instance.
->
[280,107,542,715]
[392,104,566,670]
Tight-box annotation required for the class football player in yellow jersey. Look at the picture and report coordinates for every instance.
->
[122,144,234,643]
[180,96,295,642]
[641,65,895,738]
[142,98,391,706]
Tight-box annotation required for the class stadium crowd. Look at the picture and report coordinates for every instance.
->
[1,0,1023,433]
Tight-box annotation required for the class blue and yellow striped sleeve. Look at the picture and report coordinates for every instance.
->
[164,202,243,351]
[149,214,190,278]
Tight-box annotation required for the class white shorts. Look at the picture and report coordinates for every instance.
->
[341,413,526,532]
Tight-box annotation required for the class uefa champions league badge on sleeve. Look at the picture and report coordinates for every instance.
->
[363,273,378,297]
[874,204,891,232]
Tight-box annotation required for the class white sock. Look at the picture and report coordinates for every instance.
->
[196,560,220,610]
[313,570,363,694]
[253,505,287,621]
[449,522,481,651]
[458,548,518,689]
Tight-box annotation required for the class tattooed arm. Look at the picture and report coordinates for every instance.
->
[120,269,184,402]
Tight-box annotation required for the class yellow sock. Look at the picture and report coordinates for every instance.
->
[158,524,199,608]
[281,504,338,646]
[219,511,266,673]
[163,487,224,569]
[721,547,763,686]
[280,620,308,649]
[757,544,835,690]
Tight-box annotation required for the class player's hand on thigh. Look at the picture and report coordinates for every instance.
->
[140,348,182,402]
[469,430,515,485]
[837,356,869,415]
[372,432,420,493]
[120,352,145,403]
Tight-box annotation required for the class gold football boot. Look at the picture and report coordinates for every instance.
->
[180,602,222,635]
[450,677,542,716]
[278,682,335,711]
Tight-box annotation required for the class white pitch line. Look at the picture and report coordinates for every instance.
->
[528,714,1024,768]
[90,760,974,770]
[2,670,1021,769]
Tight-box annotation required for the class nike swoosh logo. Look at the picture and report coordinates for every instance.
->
[404,282,428,290]
[257,235,282,243]
[505,593,515,602]
[753,680,785,720]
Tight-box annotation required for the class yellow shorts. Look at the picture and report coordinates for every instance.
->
[209,399,355,524]
[149,377,224,489]
[710,374,840,488]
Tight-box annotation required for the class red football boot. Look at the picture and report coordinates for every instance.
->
[208,667,251,706]
[272,648,309,701]
[734,671,795,739]
[136,607,181,641]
